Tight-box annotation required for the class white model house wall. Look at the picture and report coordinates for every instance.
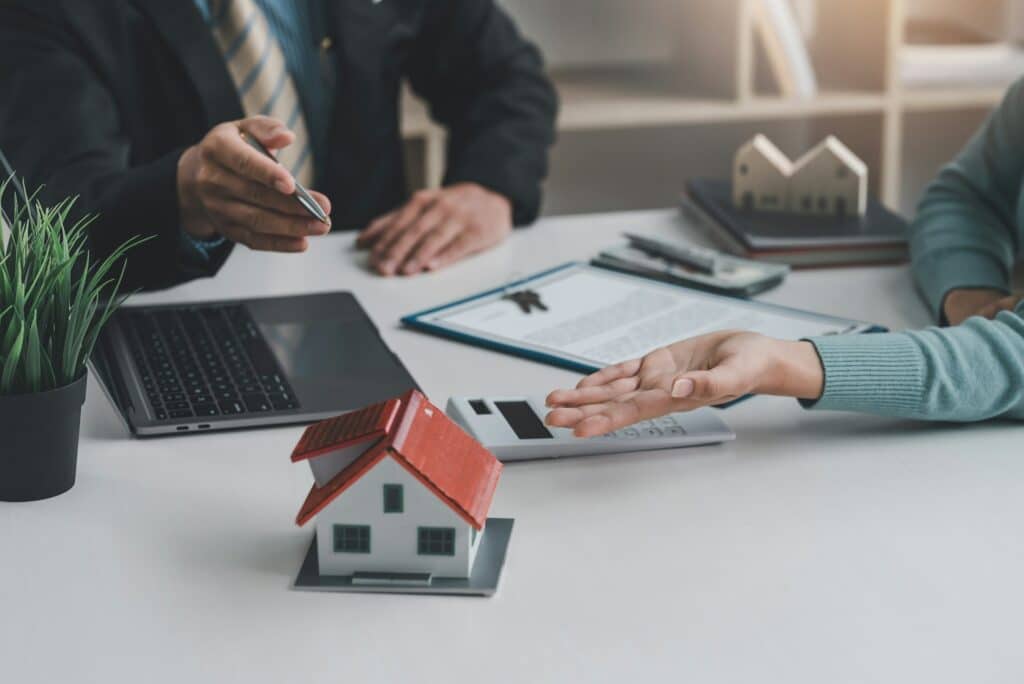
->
[789,138,868,216]
[309,439,381,488]
[733,135,793,211]
[314,454,483,578]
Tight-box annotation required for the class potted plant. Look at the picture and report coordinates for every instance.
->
[0,179,144,501]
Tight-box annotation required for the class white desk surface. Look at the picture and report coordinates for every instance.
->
[4,209,1023,683]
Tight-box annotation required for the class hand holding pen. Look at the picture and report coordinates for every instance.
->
[176,115,332,253]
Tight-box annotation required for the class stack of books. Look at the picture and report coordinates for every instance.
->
[684,178,909,268]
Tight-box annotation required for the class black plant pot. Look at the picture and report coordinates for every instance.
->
[0,374,87,502]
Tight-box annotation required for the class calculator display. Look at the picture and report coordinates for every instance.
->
[494,401,553,440]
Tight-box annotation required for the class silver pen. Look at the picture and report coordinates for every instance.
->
[623,233,717,274]
[241,132,330,225]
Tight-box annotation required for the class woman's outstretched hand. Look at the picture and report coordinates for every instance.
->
[544,331,825,437]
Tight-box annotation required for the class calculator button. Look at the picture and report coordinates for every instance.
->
[620,428,640,438]
[641,427,663,437]
[666,426,686,436]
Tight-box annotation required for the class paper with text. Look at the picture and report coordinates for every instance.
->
[429,267,858,369]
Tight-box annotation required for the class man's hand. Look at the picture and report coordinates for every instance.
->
[177,115,331,253]
[944,288,1022,325]
[356,183,512,276]
[545,331,825,437]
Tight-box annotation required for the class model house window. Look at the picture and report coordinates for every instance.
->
[418,527,455,556]
[333,524,371,553]
[382,484,403,513]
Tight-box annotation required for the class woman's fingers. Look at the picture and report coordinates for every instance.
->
[571,390,674,437]
[548,366,751,437]
[577,358,642,389]
[545,402,620,428]
[669,366,748,405]
[977,295,1024,319]
[546,376,640,407]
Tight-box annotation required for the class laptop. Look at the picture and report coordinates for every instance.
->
[91,292,418,437]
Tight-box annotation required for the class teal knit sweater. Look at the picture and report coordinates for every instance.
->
[804,80,1024,421]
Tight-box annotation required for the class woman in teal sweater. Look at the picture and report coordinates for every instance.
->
[546,82,1024,434]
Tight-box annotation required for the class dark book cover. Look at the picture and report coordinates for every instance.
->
[686,178,909,252]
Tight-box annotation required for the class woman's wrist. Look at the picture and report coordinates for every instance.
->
[760,339,825,400]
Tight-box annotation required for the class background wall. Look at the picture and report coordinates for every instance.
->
[402,0,1016,220]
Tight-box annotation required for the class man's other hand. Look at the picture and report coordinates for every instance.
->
[177,115,332,253]
[356,183,512,276]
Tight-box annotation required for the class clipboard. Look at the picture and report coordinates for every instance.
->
[402,262,885,376]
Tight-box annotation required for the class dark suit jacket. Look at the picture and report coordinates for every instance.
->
[0,0,558,289]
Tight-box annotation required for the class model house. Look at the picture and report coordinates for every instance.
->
[732,134,868,217]
[789,136,868,217]
[291,389,503,583]
[733,134,794,212]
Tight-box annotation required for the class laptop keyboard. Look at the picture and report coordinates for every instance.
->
[123,305,299,422]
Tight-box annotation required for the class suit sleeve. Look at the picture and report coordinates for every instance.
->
[909,78,1024,321]
[0,3,230,291]
[404,0,559,226]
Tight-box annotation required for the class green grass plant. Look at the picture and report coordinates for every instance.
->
[0,179,146,395]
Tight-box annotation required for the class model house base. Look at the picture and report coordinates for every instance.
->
[293,518,514,596]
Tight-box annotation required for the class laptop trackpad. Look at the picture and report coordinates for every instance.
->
[259,319,412,409]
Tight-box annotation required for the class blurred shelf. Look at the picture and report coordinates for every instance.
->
[403,67,890,137]
[398,0,1009,213]
[898,85,1007,112]
[555,68,887,130]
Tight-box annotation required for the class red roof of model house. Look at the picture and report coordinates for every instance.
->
[291,389,503,529]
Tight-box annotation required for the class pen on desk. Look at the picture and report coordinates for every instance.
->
[240,132,331,226]
[624,233,717,274]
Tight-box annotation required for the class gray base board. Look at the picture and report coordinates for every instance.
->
[292,518,514,596]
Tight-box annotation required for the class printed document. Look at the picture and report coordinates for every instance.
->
[429,266,859,368]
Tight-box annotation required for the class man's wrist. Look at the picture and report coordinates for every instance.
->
[177,145,217,240]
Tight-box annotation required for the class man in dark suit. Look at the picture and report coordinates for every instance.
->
[0,0,558,289]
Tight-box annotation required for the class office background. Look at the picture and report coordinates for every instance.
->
[401,0,1018,220]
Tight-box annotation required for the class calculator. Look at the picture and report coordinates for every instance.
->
[445,396,735,462]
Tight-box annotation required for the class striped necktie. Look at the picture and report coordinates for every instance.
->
[209,0,315,186]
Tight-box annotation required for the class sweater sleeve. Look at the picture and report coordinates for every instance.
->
[909,78,1024,321]
[801,303,1024,422]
